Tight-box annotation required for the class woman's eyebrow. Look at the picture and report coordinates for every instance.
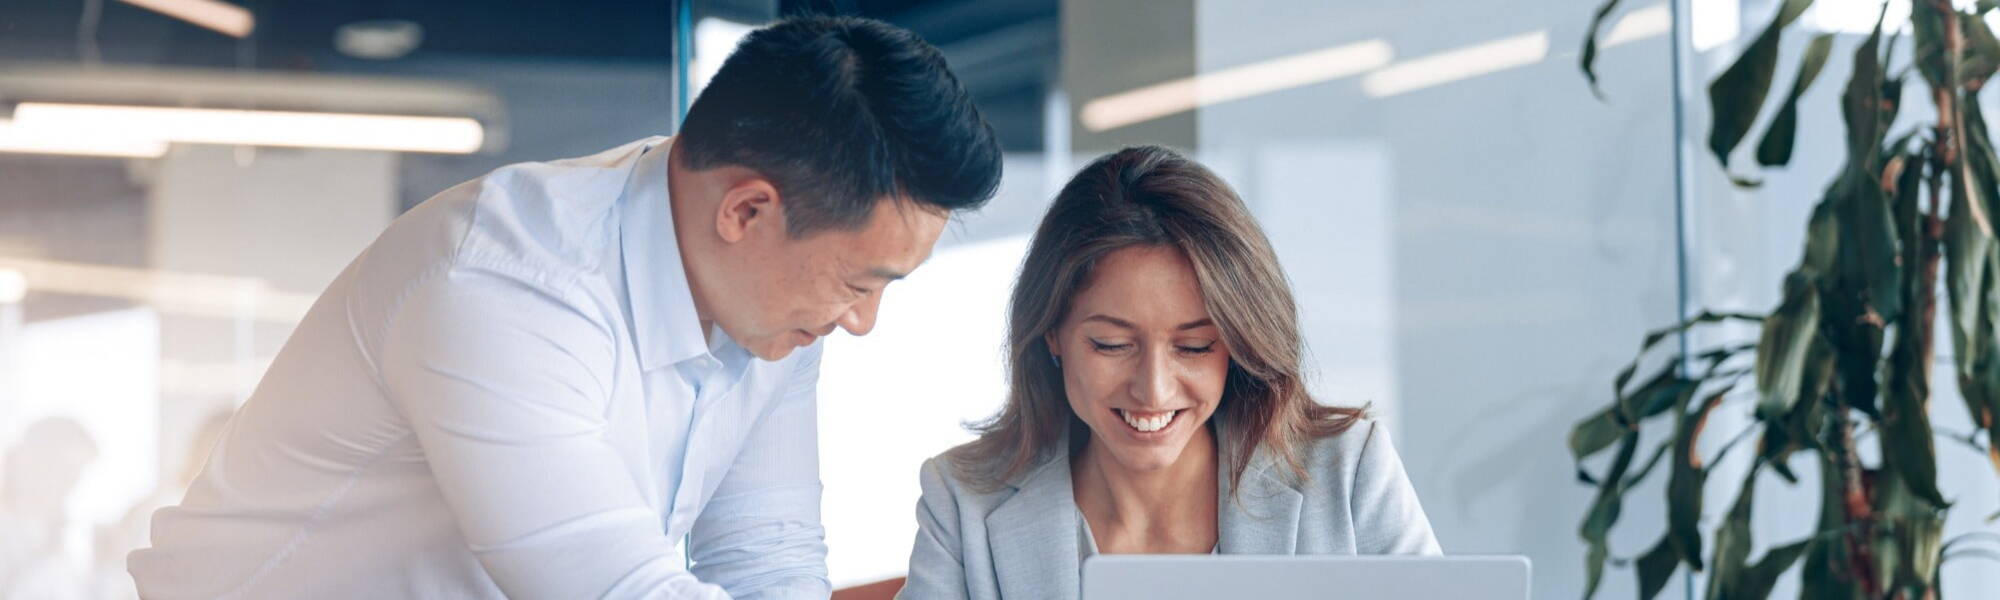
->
[1080,314,1134,329]
[1078,315,1215,331]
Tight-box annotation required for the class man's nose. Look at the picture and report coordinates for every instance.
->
[836,290,883,336]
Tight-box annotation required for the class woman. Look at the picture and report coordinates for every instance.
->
[897,146,1439,600]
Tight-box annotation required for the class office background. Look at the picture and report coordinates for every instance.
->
[0,1,1994,598]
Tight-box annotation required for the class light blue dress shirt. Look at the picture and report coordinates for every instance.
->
[129,137,829,599]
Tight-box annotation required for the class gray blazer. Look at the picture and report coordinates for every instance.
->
[896,417,1441,600]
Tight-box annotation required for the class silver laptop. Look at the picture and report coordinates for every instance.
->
[1081,555,1531,600]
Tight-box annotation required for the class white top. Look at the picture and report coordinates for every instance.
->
[129,138,829,600]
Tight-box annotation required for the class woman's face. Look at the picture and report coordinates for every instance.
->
[1047,245,1231,473]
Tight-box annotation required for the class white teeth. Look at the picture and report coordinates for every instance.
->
[1120,409,1178,433]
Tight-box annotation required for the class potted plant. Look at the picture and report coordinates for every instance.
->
[1572,1,2000,598]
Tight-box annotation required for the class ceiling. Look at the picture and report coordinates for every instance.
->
[0,0,1056,150]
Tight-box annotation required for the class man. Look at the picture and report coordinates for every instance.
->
[129,16,1001,599]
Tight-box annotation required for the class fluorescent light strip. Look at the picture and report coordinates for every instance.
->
[1080,39,1393,132]
[0,268,24,303]
[118,0,254,38]
[0,119,168,158]
[12,103,484,154]
[0,257,315,323]
[1361,31,1550,98]
[1602,3,1670,47]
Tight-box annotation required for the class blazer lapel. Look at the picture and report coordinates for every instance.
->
[986,453,1082,600]
[1215,425,1304,554]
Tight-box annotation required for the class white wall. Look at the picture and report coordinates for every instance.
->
[1192,2,1684,599]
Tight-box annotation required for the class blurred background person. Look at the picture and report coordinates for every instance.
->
[87,409,231,600]
[0,417,99,600]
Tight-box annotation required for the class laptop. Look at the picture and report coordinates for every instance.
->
[1081,555,1531,600]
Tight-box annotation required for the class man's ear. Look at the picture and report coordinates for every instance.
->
[714,177,784,244]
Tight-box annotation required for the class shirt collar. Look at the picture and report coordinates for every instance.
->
[618,136,713,372]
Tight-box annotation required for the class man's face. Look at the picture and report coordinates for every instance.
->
[717,198,948,360]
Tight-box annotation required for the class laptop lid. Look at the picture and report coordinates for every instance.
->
[1081,555,1531,600]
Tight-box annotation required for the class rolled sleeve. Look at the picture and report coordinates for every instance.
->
[381,265,731,599]
[686,342,830,599]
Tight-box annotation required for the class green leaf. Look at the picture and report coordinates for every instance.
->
[1639,310,1767,351]
[1704,464,1761,599]
[1568,409,1626,466]
[1882,294,1949,509]
[1947,100,2000,503]
[1574,358,1712,483]
[1803,195,1842,274]
[1580,0,1626,100]
[1707,0,1817,170]
[1621,439,1674,491]
[1583,541,1608,600]
[1580,431,1641,599]
[1835,166,1905,326]
[1568,356,1696,468]
[1914,0,1952,89]
[1950,97,2000,380]
[1575,311,1762,470]
[1628,369,1695,419]
[1634,534,1679,600]
[1965,7,2000,85]
[1756,33,1836,167]
[1756,271,1824,418]
[1701,464,1824,599]
[1880,407,1947,507]
[1736,538,1812,598]
[1841,11,1890,162]
[1756,341,1831,481]
[1802,453,1866,599]
[1876,473,1948,592]
[1666,388,1723,570]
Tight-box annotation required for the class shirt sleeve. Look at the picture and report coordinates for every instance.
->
[895,457,970,600]
[685,342,830,599]
[380,265,732,599]
[1348,421,1443,555]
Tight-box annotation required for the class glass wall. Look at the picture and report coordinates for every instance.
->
[0,2,678,598]
[1183,2,1683,598]
[4,0,1988,598]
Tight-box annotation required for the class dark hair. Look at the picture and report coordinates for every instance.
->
[677,16,1003,236]
[955,145,1364,494]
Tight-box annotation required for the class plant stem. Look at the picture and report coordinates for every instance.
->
[1831,407,1883,597]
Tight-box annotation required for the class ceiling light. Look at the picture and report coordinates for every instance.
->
[1361,31,1550,98]
[117,0,254,38]
[1080,39,1393,132]
[12,103,485,154]
[0,118,168,158]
